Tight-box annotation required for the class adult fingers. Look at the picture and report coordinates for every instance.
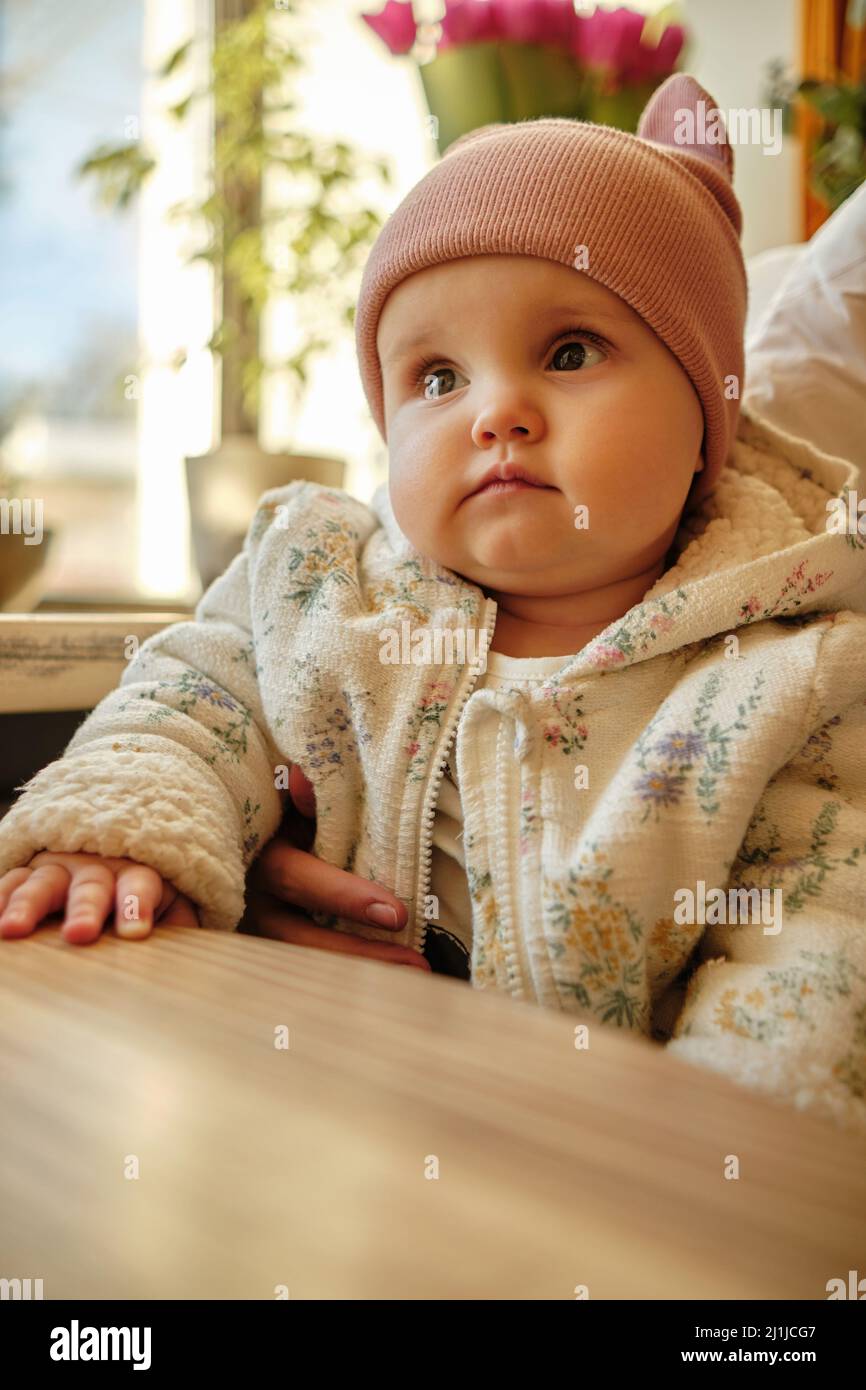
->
[241,892,430,970]
[157,892,201,929]
[288,763,316,819]
[248,838,408,932]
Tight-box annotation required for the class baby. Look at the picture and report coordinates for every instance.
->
[2,75,866,1132]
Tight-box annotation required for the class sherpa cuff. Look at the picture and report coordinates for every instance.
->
[0,737,247,932]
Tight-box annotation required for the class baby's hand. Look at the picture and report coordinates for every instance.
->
[0,851,200,944]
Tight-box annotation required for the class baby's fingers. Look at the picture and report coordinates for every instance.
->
[61,863,118,945]
[0,864,71,939]
[0,867,36,919]
[113,865,166,940]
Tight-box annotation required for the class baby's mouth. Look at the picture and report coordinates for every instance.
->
[468,463,555,498]
[471,478,554,497]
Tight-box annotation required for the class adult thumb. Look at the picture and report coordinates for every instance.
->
[288,763,317,819]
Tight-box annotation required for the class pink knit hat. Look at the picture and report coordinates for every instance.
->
[355,74,747,498]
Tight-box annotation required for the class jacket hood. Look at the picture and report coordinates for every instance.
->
[370,404,866,674]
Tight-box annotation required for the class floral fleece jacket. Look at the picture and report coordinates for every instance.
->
[2,406,866,1132]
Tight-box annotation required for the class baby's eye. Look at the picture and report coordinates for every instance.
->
[549,339,605,371]
[422,366,467,399]
[414,332,606,400]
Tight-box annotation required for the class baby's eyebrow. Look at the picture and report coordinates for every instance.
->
[381,301,627,367]
[380,329,437,367]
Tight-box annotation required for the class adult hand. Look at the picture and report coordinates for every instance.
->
[238,764,431,971]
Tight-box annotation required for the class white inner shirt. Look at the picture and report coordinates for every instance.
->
[425,649,571,977]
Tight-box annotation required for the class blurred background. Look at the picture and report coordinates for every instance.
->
[0,0,864,614]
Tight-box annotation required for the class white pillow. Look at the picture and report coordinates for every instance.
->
[744,244,803,340]
[744,179,866,487]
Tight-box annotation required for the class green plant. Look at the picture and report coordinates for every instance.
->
[77,0,393,436]
[760,58,799,137]
[798,76,866,211]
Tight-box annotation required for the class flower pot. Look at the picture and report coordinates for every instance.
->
[185,437,345,591]
[0,528,55,612]
[419,41,594,152]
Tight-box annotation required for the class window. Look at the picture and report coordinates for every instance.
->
[0,0,217,609]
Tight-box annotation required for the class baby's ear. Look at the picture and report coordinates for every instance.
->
[686,449,715,510]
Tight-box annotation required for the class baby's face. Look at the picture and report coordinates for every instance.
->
[377,255,704,596]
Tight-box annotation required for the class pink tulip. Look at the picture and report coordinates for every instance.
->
[361,0,418,56]
[488,0,577,47]
[569,5,684,88]
[573,5,646,71]
[438,0,500,50]
[619,20,685,83]
[363,0,685,92]
[644,23,685,79]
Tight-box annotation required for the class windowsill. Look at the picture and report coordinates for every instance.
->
[0,611,193,714]
[34,593,199,613]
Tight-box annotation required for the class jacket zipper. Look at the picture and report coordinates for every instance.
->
[495,716,533,999]
[412,596,498,954]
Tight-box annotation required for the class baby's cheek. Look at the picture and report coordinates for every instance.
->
[388,465,435,549]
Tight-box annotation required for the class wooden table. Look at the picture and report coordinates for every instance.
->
[1,925,864,1300]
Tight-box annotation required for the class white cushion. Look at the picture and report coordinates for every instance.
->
[744,245,804,340]
[744,179,866,487]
